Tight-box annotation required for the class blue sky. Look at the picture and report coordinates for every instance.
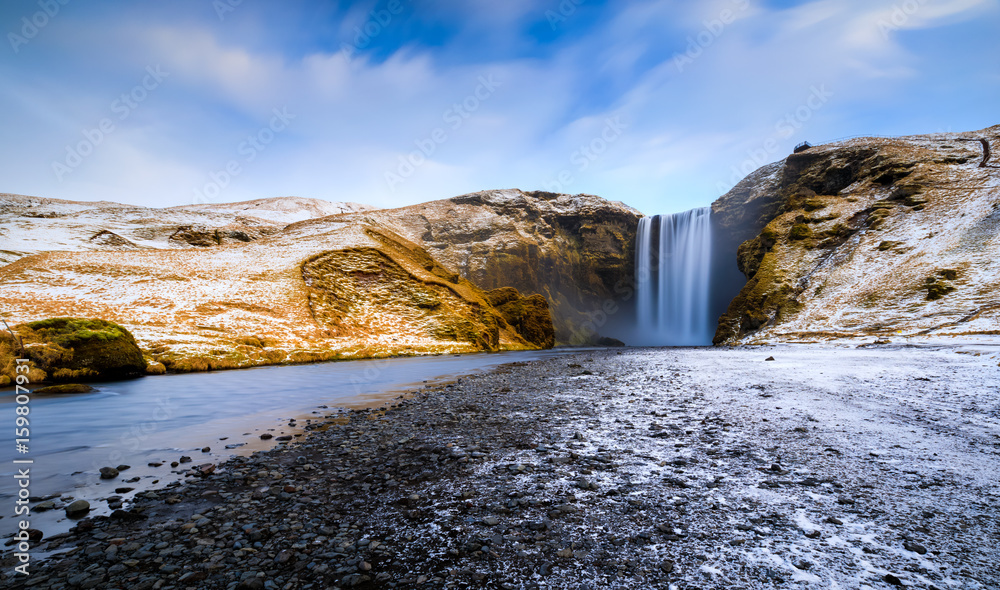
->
[1,0,997,215]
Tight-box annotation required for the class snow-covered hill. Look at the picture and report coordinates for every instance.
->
[0,195,375,264]
[713,124,1000,343]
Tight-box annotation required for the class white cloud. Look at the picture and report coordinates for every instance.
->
[0,0,996,215]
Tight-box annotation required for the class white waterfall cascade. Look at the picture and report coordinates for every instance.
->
[634,207,714,346]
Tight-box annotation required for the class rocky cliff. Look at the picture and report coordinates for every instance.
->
[0,191,635,374]
[287,189,642,344]
[712,125,1000,343]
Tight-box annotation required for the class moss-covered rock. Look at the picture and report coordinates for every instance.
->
[34,383,95,394]
[789,223,812,241]
[21,318,146,380]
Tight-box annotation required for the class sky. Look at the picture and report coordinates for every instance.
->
[1,0,997,215]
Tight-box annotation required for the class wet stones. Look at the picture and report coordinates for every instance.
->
[65,499,90,516]
[12,348,1000,590]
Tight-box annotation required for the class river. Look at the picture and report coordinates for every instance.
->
[0,349,576,538]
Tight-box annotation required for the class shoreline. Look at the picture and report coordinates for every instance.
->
[0,349,585,543]
[2,345,998,589]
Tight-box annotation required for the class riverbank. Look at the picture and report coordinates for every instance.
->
[0,350,577,541]
[3,344,998,589]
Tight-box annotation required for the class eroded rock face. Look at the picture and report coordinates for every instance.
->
[485,287,556,349]
[303,248,503,351]
[168,225,269,247]
[346,189,643,344]
[712,125,1000,343]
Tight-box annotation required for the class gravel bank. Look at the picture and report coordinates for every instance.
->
[3,345,999,589]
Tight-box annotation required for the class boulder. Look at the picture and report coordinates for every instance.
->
[22,318,146,380]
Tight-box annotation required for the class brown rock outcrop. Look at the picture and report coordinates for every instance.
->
[712,125,1000,344]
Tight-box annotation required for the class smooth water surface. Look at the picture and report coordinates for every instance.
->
[0,349,574,537]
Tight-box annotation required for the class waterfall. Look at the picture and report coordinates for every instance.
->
[634,207,714,346]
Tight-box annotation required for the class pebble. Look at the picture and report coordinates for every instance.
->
[64,499,90,516]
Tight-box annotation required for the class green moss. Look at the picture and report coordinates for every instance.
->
[789,223,812,241]
[803,199,827,212]
[34,383,94,394]
[27,318,129,348]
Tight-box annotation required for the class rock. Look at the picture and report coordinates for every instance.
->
[259,433,273,440]
[65,500,90,516]
[202,446,211,452]
[236,578,266,590]
[903,540,927,555]
[485,288,556,349]
[20,318,147,380]
[712,128,1000,344]
[99,466,119,479]
[883,573,904,586]
[33,500,55,512]
[765,356,775,361]
[33,383,94,394]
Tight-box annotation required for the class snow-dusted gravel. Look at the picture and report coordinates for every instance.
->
[5,344,998,589]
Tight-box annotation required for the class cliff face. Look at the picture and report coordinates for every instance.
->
[0,191,635,371]
[712,125,1000,343]
[294,189,643,344]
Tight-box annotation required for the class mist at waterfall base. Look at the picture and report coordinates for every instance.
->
[626,208,746,347]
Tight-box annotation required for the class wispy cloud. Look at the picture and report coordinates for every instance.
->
[0,0,996,214]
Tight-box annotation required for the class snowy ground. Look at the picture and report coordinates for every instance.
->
[582,343,1000,589]
[6,344,998,589]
